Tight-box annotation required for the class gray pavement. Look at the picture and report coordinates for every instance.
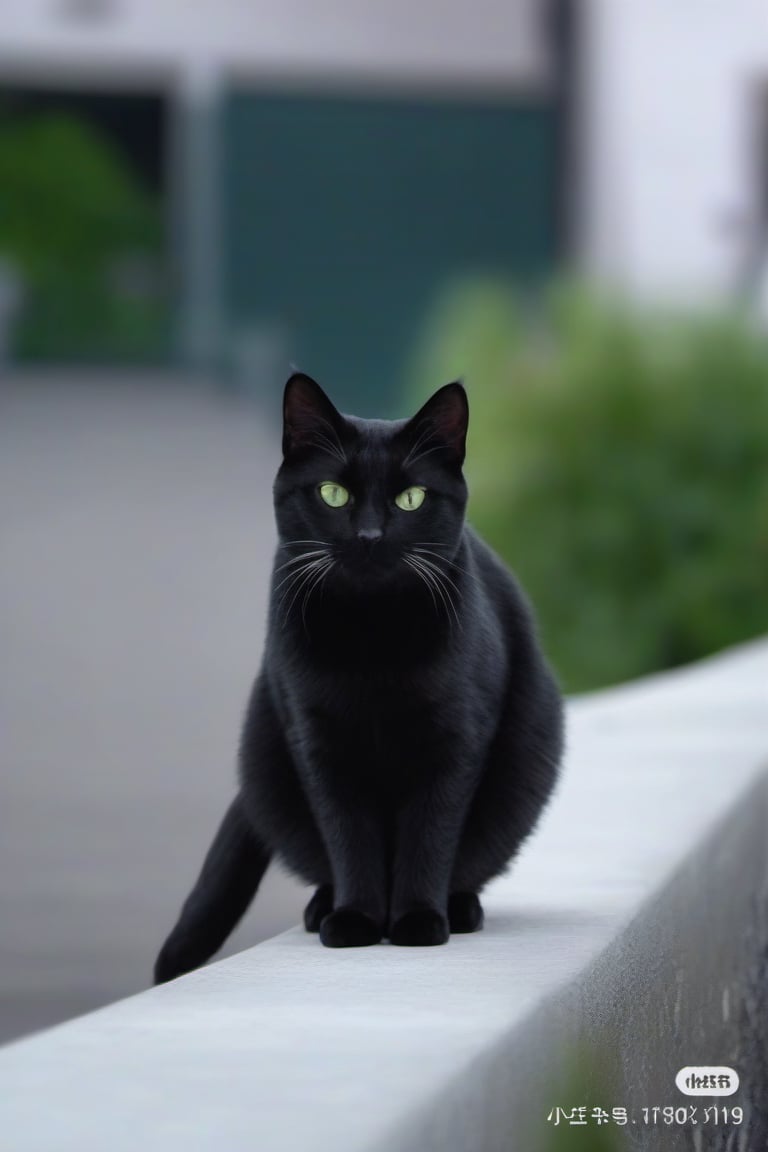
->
[0,373,307,1044]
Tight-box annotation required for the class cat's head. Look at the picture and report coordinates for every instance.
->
[273,372,468,593]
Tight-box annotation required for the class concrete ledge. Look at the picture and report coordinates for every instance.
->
[1,640,767,1151]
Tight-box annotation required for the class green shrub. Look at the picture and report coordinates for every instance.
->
[0,110,167,360]
[406,281,768,692]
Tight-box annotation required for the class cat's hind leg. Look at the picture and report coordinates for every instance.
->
[303,884,333,931]
[447,891,484,933]
[451,672,563,899]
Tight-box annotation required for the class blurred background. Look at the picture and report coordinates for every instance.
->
[1,0,767,1045]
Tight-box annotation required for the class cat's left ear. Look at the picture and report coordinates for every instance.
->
[402,381,468,466]
[282,372,345,461]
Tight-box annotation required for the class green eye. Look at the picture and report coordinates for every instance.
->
[395,486,426,511]
[319,482,350,508]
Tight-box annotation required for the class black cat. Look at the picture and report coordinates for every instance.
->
[154,373,564,980]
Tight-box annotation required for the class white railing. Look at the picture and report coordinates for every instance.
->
[1,640,766,1152]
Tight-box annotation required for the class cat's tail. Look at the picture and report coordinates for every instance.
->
[153,794,271,984]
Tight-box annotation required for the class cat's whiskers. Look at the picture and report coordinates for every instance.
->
[280,557,335,629]
[279,539,332,549]
[312,417,347,464]
[273,554,329,593]
[283,559,334,630]
[404,552,462,632]
[403,555,440,618]
[275,556,329,606]
[274,549,329,576]
[414,554,464,609]
[300,559,335,633]
[307,433,346,464]
[410,556,459,631]
[413,547,473,580]
[417,561,461,631]
[402,422,438,468]
[402,443,449,467]
[276,564,319,624]
[273,536,335,615]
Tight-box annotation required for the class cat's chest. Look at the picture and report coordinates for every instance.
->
[315,673,442,739]
[297,669,454,770]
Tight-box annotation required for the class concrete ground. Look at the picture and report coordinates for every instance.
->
[0,372,307,1044]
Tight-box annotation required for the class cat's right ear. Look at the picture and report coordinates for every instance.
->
[282,373,344,461]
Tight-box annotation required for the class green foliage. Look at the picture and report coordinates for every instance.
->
[533,1043,629,1152]
[0,110,167,360]
[407,280,768,691]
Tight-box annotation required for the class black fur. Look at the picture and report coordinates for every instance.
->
[154,373,564,980]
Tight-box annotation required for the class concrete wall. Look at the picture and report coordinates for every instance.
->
[1,637,766,1150]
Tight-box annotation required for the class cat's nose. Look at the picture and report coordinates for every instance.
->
[357,528,383,547]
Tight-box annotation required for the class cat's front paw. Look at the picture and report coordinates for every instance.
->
[389,907,449,947]
[319,907,383,948]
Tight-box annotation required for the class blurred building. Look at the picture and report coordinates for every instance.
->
[5,2,764,408]
[583,0,768,308]
[0,0,570,410]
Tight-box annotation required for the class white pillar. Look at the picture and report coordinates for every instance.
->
[172,60,224,374]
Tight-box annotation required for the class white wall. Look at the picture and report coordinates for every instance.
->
[582,0,768,301]
[0,0,550,91]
